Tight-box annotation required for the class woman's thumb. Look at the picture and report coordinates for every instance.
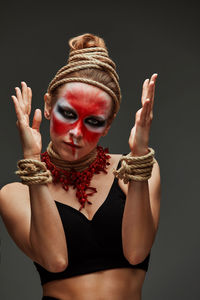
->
[32,109,42,132]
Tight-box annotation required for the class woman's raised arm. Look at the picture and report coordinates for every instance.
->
[121,74,161,265]
[0,82,68,272]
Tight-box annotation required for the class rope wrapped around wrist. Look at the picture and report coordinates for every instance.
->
[113,148,155,183]
[16,159,53,185]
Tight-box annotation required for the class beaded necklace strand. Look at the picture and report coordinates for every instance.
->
[41,146,110,210]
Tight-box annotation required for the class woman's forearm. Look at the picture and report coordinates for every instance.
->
[122,180,155,265]
[29,182,68,272]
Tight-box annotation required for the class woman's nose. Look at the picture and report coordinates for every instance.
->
[69,121,83,140]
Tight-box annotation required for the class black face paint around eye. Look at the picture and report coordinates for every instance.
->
[84,117,106,128]
[57,104,77,120]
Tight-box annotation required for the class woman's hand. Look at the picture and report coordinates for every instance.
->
[12,82,42,159]
[128,73,158,156]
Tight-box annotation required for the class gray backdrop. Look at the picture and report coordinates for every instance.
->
[0,0,199,299]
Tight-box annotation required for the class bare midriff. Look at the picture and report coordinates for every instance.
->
[42,268,146,300]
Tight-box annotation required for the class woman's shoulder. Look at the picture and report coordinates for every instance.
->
[1,181,29,197]
[108,153,123,171]
[0,182,29,214]
[0,182,34,260]
[109,153,122,163]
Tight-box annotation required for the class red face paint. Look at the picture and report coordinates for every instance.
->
[51,83,112,144]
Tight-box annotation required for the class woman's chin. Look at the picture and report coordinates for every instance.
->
[58,150,81,161]
[51,140,97,162]
[59,146,87,161]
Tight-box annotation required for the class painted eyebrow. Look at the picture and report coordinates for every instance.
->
[56,99,108,120]
[57,104,78,115]
[57,103,74,110]
[57,104,107,120]
[87,115,106,121]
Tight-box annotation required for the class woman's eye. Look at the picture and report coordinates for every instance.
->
[85,118,105,127]
[58,106,77,119]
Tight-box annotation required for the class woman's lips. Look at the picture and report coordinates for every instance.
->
[63,142,82,148]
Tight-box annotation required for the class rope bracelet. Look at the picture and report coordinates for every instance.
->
[16,159,53,185]
[113,148,155,183]
[16,148,155,185]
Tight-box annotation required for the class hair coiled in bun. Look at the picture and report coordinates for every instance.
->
[69,33,106,50]
[48,33,121,119]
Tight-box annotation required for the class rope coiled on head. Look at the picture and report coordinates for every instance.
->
[47,47,121,114]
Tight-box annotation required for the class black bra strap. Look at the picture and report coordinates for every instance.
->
[116,153,127,170]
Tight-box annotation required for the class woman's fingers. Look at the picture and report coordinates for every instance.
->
[151,74,158,110]
[27,87,32,115]
[139,73,158,124]
[11,95,25,124]
[139,99,151,125]
[15,87,24,108]
[12,83,36,130]
[147,98,153,119]
[147,81,154,103]
[141,74,157,106]
[14,82,32,116]
[147,74,156,100]
[32,109,42,132]
[144,73,158,112]
[148,74,157,106]
[21,81,32,115]
[141,79,149,105]
[21,82,28,106]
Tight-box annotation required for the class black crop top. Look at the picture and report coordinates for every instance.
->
[34,161,150,285]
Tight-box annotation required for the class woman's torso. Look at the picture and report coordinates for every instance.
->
[42,268,146,300]
[41,154,147,300]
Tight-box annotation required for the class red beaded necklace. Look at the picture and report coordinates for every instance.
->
[41,146,111,210]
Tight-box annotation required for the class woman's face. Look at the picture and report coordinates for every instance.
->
[48,82,113,161]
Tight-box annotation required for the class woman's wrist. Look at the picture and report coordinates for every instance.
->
[16,158,52,185]
[23,154,41,161]
[113,148,155,183]
[130,147,149,157]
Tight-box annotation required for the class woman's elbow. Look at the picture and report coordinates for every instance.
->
[124,249,149,265]
[42,256,68,273]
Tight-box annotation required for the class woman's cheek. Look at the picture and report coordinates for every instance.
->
[84,130,102,143]
[51,114,103,143]
[51,114,73,135]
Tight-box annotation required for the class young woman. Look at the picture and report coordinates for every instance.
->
[0,33,161,300]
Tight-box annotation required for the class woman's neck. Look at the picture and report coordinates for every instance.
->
[46,141,98,172]
[41,142,111,210]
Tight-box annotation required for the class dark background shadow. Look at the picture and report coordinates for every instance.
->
[0,0,200,299]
